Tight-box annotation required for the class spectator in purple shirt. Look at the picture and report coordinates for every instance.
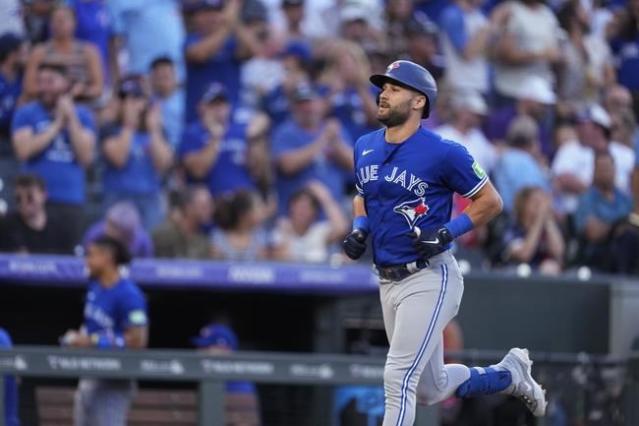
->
[82,201,153,258]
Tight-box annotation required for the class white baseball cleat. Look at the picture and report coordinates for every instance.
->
[496,347,547,417]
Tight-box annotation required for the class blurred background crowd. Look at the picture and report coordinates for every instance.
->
[0,0,638,276]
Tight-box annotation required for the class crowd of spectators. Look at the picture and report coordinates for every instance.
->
[0,0,638,276]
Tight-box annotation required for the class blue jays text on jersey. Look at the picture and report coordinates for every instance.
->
[354,126,487,266]
[83,278,148,338]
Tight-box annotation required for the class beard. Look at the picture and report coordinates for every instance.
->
[377,99,412,128]
[39,92,60,109]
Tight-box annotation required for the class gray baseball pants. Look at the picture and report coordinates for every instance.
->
[74,378,134,426]
[379,251,471,426]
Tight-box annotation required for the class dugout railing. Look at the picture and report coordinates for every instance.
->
[0,346,636,426]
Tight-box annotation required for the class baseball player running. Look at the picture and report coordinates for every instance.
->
[342,60,547,425]
[60,236,148,426]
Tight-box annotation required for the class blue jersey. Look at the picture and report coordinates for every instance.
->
[184,34,239,123]
[329,86,380,141]
[261,85,291,129]
[0,329,19,426]
[11,102,94,204]
[272,119,353,215]
[611,34,639,91]
[354,127,487,266]
[179,121,255,196]
[84,278,148,337]
[101,125,162,195]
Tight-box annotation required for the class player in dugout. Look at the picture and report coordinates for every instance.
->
[60,235,148,426]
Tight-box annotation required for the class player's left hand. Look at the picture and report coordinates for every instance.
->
[408,226,454,260]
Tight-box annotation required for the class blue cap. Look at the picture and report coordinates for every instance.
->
[370,60,438,118]
[292,83,319,102]
[281,41,312,63]
[191,324,238,350]
[183,0,225,12]
[0,33,22,60]
[200,82,228,104]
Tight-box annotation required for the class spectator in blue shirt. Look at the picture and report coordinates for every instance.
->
[183,0,261,123]
[318,41,379,141]
[260,41,312,129]
[272,83,353,215]
[11,63,95,240]
[0,328,19,426]
[109,0,185,81]
[180,82,270,198]
[101,76,174,230]
[150,56,184,150]
[492,115,551,212]
[575,151,633,269]
[0,34,25,146]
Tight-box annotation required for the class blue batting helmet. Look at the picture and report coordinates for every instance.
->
[370,60,438,118]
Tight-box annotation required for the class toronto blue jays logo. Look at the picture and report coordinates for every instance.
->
[394,197,429,228]
[387,61,401,72]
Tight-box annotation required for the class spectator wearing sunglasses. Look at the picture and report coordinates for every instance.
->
[0,174,77,254]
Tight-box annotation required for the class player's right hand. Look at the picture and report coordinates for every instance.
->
[342,229,368,260]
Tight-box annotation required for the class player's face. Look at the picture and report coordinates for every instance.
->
[377,83,422,127]
[85,244,113,278]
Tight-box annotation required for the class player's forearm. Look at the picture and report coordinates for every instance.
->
[124,327,148,349]
[353,195,367,218]
[464,182,503,228]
